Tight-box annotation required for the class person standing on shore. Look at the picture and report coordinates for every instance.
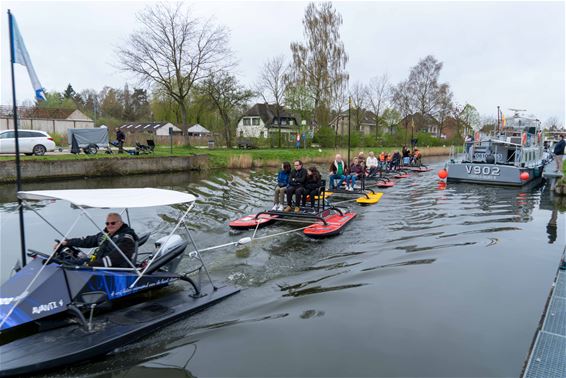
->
[553,135,565,172]
[116,128,126,153]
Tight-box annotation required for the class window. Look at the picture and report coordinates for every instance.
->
[289,120,294,126]
[252,118,260,126]
[0,131,14,139]
[260,131,265,138]
[243,118,251,126]
[240,130,244,137]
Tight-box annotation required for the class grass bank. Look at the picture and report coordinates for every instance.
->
[0,145,454,169]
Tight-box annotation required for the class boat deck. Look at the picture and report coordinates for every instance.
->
[522,251,566,378]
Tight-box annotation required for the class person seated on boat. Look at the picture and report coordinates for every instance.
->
[391,150,401,171]
[553,135,565,172]
[366,151,379,176]
[378,151,387,172]
[301,166,323,210]
[272,161,291,211]
[357,151,366,173]
[412,148,422,166]
[386,151,393,171]
[328,154,346,190]
[285,160,307,213]
[57,212,138,268]
[344,158,363,191]
[402,146,411,166]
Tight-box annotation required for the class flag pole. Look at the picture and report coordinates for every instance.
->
[8,9,27,267]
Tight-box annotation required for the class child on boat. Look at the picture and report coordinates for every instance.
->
[272,162,291,211]
[302,166,322,210]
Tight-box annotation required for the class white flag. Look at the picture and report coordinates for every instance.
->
[10,12,45,101]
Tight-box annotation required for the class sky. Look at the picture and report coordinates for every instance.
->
[1,0,564,126]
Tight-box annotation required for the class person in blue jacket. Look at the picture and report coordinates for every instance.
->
[272,161,291,211]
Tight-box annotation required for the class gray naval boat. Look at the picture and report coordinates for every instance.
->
[445,110,550,186]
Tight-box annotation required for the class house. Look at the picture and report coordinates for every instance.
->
[119,122,182,136]
[330,109,377,136]
[187,124,212,137]
[400,113,440,136]
[236,103,299,139]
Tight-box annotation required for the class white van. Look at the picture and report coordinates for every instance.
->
[0,129,56,156]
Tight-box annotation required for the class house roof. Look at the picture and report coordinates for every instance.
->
[330,109,377,126]
[241,103,297,126]
[119,122,180,133]
[187,124,211,134]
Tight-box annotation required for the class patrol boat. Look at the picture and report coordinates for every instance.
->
[444,109,548,186]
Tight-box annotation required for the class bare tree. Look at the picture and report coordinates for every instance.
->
[199,72,254,148]
[330,79,349,147]
[391,80,412,144]
[116,2,232,135]
[256,55,288,148]
[349,81,368,132]
[544,117,562,130]
[290,2,349,127]
[395,55,451,133]
[435,84,453,138]
[367,74,390,138]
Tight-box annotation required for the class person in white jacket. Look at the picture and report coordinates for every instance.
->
[366,151,379,176]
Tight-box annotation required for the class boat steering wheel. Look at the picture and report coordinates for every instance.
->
[52,239,89,266]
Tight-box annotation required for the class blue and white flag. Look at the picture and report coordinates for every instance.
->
[9,12,45,101]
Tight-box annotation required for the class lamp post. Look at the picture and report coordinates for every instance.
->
[348,96,351,166]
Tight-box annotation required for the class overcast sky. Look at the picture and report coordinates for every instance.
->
[1,1,564,125]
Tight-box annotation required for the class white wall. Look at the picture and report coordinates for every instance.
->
[155,123,182,136]
[236,118,267,138]
[0,117,94,134]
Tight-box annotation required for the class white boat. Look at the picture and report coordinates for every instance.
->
[444,110,550,186]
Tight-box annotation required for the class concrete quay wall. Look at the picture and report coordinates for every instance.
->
[0,155,208,183]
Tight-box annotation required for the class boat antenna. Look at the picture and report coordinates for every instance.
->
[8,9,27,267]
[509,108,527,116]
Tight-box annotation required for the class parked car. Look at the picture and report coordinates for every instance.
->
[0,129,56,156]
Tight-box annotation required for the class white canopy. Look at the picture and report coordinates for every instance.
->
[17,188,196,208]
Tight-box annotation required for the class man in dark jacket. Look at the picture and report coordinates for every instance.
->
[284,160,307,213]
[116,129,126,153]
[60,212,138,268]
[553,135,565,172]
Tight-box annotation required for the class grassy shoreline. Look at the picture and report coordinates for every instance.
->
[0,146,454,169]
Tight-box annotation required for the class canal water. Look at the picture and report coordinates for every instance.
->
[0,158,564,377]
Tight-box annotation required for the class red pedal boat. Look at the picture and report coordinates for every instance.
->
[228,213,279,229]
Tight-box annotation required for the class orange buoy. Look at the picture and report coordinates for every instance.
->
[520,171,530,181]
[438,169,448,179]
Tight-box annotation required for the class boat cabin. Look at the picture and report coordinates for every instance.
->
[466,113,543,168]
